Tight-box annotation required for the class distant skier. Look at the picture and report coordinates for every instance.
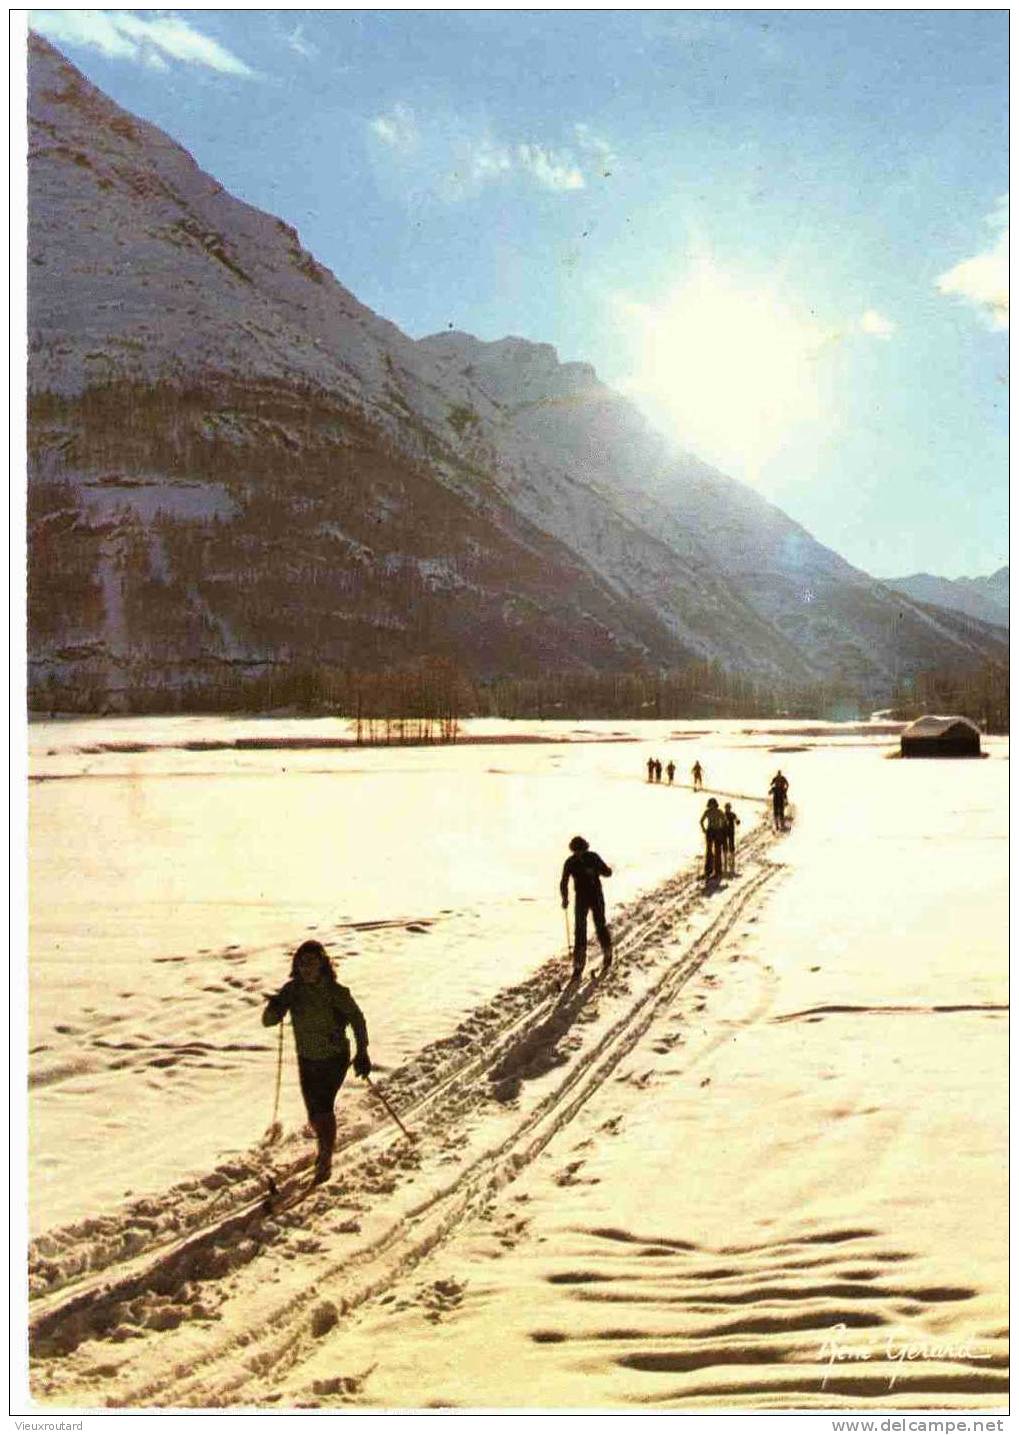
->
[560,835,613,984]
[723,801,741,876]
[646,756,655,783]
[262,940,372,1184]
[654,758,663,784]
[769,770,789,831]
[700,798,726,882]
[692,761,703,791]
[666,760,676,785]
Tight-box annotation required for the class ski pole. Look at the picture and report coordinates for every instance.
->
[564,905,572,959]
[365,1074,415,1142]
[263,1016,285,1145]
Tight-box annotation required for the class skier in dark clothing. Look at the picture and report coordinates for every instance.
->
[692,761,703,791]
[654,759,663,784]
[769,770,789,831]
[666,760,676,785]
[723,801,740,876]
[700,798,726,881]
[263,939,371,1183]
[560,835,613,984]
[646,757,655,783]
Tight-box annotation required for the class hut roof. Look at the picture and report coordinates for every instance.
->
[901,714,981,739]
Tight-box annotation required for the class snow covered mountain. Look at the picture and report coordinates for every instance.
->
[25,36,1007,708]
[886,569,1009,630]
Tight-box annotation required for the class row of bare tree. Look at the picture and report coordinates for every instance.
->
[889,661,1009,734]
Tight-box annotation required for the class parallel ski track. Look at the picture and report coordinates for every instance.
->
[114,856,784,1407]
[29,820,776,1345]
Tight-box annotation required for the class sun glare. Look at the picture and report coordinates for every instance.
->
[621,262,830,483]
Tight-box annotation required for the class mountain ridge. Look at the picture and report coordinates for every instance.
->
[885,568,1008,630]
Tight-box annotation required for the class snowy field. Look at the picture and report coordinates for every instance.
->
[25,717,1008,1411]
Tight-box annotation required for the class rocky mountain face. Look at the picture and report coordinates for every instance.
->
[886,569,1009,630]
[26,36,1008,709]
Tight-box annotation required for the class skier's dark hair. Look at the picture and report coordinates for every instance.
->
[569,835,589,853]
[291,939,338,984]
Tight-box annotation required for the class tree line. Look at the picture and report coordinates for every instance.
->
[888,660,1008,734]
[25,654,884,731]
[29,653,1009,734]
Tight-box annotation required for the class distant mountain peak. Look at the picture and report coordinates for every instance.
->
[419,330,601,408]
[886,568,1009,629]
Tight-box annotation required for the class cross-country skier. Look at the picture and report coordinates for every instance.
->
[692,761,703,790]
[700,798,726,881]
[262,940,371,1184]
[769,770,789,831]
[723,801,741,876]
[666,760,676,785]
[646,756,655,783]
[560,835,613,984]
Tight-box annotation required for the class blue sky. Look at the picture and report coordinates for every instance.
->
[27,8,1009,579]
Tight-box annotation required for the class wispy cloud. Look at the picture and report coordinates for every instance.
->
[467,138,513,185]
[370,102,421,155]
[30,9,256,77]
[574,123,619,175]
[858,309,896,339]
[369,104,613,199]
[516,143,584,192]
[284,23,317,61]
[936,197,1009,331]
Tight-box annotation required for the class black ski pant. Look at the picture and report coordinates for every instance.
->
[297,1050,350,1119]
[573,893,611,972]
[704,833,724,880]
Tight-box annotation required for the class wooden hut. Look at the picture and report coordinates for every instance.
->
[900,715,982,758]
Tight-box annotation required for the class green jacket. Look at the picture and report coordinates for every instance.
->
[263,978,369,1062]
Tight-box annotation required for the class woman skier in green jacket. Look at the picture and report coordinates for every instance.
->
[262,939,372,1183]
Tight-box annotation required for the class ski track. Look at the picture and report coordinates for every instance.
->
[30,819,785,1407]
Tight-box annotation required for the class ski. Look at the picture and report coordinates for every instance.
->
[263,1170,320,1216]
